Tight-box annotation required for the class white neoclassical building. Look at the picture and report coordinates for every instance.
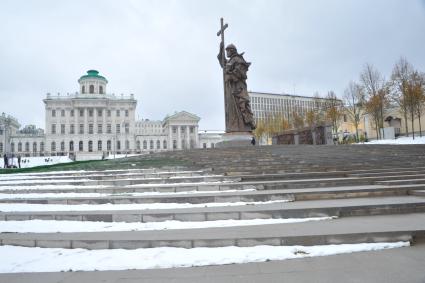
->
[0,70,203,160]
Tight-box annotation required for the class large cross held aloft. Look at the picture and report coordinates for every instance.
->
[217,18,229,128]
[217,18,228,68]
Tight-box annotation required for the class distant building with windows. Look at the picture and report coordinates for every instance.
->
[1,70,202,160]
[248,91,328,124]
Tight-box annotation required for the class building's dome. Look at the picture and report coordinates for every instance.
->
[78,70,108,94]
[78,70,108,83]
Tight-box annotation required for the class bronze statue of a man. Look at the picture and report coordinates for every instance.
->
[218,42,256,132]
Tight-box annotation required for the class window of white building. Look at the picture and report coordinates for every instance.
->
[98,140,102,151]
[51,142,56,152]
[88,141,93,152]
[89,124,93,134]
[98,124,102,134]
[116,124,120,134]
[51,124,56,134]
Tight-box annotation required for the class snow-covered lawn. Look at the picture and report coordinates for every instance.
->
[0,156,73,169]
[0,199,290,212]
[365,136,425,144]
[0,217,336,233]
[0,242,409,273]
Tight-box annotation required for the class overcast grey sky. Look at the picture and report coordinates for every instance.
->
[1,0,424,130]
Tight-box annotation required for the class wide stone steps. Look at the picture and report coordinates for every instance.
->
[1,213,424,250]
[0,175,240,187]
[1,196,425,223]
[0,184,415,204]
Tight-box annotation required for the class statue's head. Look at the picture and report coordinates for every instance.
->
[225,44,237,57]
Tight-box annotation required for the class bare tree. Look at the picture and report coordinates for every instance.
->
[324,91,343,137]
[343,81,365,142]
[391,57,413,137]
[415,73,425,137]
[405,70,425,139]
[360,64,388,139]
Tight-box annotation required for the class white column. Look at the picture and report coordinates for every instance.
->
[185,126,190,148]
[177,126,181,149]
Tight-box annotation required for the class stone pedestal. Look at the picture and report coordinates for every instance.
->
[216,132,253,148]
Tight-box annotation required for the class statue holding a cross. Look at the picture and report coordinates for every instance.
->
[217,18,255,134]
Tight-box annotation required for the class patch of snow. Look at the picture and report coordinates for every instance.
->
[0,242,409,273]
[0,189,257,199]
[0,184,109,191]
[364,136,425,144]
[104,154,143,159]
[0,179,91,185]
[0,217,336,233]
[0,199,290,212]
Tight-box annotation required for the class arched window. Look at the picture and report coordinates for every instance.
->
[88,141,93,152]
[89,85,94,94]
[143,140,147,149]
[40,142,44,152]
[51,142,56,152]
[69,141,74,151]
[99,86,103,94]
[149,140,154,149]
[156,140,160,149]
[82,85,85,94]
[79,141,83,151]
[98,140,102,151]
[60,141,65,152]
[25,142,30,152]
[18,142,22,152]
[125,140,130,150]
[117,140,121,150]
[137,140,141,150]
[107,140,111,151]
[32,142,37,152]
[163,140,167,149]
